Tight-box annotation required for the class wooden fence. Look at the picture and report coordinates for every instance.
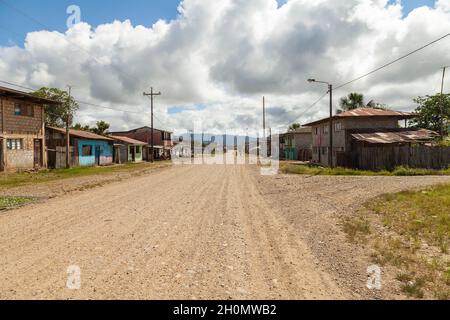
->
[338,145,450,171]
[47,146,76,169]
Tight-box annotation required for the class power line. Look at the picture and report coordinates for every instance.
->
[334,33,450,91]
[298,33,450,124]
[0,0,144,89]
[0,79,143,115]
[294,91,329,124]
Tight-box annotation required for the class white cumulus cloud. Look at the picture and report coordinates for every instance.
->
[0,0,449,135]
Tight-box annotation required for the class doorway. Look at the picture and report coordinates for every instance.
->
[95,146,101,166]
[0,138,3,171]
[33,139,42,168]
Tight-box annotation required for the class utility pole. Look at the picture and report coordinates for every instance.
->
[440,66,449,138]
[328,84,333,168]
[263,96,266,138]
[65,85,72,169]
[307,79,334,168]
[143,87,161,163]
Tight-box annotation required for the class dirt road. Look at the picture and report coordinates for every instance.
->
[0,165,448,299]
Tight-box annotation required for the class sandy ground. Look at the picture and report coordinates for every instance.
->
[0,164,448,300]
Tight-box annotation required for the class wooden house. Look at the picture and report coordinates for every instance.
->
[46,126,114,168]
[109,135,147,164]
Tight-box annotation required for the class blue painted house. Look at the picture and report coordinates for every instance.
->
[46,126,114,168]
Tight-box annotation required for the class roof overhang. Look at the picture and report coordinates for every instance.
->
[304,108,416,127]
[0,86,60,105]
[46,126,114,141]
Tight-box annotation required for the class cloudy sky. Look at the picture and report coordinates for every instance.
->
[0,0,449,135]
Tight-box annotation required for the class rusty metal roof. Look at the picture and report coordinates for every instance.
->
[0,86,60,105]
[304,108,415,126]
[47,126,114,141]
[109,135,147,145]
[337,108,414,117]
[351,129,439,144]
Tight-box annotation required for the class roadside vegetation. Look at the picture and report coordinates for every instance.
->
[343,184,450,299]
[0,161,171,189]
[281,163,450,176]
[0,196,36,210]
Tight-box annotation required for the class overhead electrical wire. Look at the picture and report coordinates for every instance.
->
[334,32,450,91]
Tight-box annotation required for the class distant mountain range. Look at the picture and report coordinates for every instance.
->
[175,133,261,147]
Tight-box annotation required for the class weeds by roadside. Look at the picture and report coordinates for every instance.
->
[0,196,36,211]
[0,161,171,189]
[343,184,450,299]
[282,163,450,176]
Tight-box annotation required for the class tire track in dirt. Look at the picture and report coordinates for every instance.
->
[4,164,427,299]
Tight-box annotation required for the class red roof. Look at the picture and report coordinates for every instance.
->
[47,126,114,141]
[109,135,147,145]
[304,108,415,126]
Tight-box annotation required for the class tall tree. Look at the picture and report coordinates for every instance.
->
[288,123,301,131]
[33,87,79,127]
[72,123,90,131]
[410,93,450,136]
[91,121,110,135]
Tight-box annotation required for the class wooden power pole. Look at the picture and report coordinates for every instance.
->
[143,87,161,163]
[65,85,72,169]
[263,96,266,139]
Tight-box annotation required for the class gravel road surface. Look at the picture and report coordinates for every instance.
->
[0,165,448,299]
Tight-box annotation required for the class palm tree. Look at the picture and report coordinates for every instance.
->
[339,93,365,111]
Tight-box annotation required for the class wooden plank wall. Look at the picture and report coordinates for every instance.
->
[351,145,450,171]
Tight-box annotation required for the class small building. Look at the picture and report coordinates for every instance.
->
[109,135,147,164]
[0,86,59,172]
[110,126,173,160]
[281,127,312,161]
[46,126,114,168]
[304,108,416,167]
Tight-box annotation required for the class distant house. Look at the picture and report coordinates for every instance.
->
[281,127,312,161]
[46,126,114,168]
[109,135,147,164]
[0,86,59,172]
[110,126,173,160]
[303,108,423,167]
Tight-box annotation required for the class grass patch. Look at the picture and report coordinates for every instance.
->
[343,215,371,243]
[0,161,171,189]
[281,163,450,176]
[0,196,35,210]
[344,184,450,299]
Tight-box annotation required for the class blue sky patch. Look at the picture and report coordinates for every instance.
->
[0,0,437,46]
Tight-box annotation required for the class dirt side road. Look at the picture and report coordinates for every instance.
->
[0,165,448,299]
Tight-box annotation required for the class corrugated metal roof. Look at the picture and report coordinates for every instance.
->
[47,126,114,141]
[351,129,439,144]
[304,107,415,126]
[337,108,414,117]
[109,135,147,145]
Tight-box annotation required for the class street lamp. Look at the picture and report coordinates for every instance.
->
[308,78,334,168]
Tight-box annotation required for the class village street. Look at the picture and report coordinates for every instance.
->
[0,165,449,300]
